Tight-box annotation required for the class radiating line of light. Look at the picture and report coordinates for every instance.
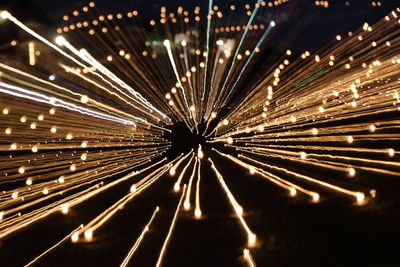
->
[214,0,263,109]
[213,148,319,200]
[169,150,193,176]
[23,224,83,267]
[209,157,257,247]
[174,153,195,192]
[0,160,166,239]
[1,11,169,122]
[184,158,198,210]
[77,159,177,240]
[243,248,256,267]
[239,154,366,204]
[163,40,192,118]
[155,184,187,267]
[194,158,202,219]
[222,20,276,106]
[0,82,134,125]
[63,43,168,121]
[201,0,214,104]
[119,206,159,267]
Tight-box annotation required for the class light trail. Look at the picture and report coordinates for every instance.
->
[174,153,195,192]
[243,248,256,267]
[209,158,257,247]
[194,158,202,219]
[183,158,198,210]
[155,184,186,267]
[24,225,83,267]
[119,206,159,267]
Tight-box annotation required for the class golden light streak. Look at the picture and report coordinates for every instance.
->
[24,225,84,267]
[155,184,187,267]
[119,206,159,267]
[184,158,198,210]
[194,158,202,219]
[243,248,256,267]
[209,158,257,247]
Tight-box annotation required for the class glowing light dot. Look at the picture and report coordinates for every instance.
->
[84,229,93,241]
[347,136,354,144]
[130,184,137,193]
[190,105,195,112]
[216,40,224,46]
[174,183,180,192]
[369,125,376,132]
[81,141,88,148]
[10,143,17,150]
[311,128,318,135]
[318,106,325,112]
[194,208,202,218]
[223,119,229,125]
[5,128,11,135]
[66,133,73,140]
[51,126,57,133]
[248,233,256,246]
[70,164,76,171]
[20,116,27,123]
[26,178,32,185]
[163,40,170,47]
[81,153,87,160]
[356,192,365,204]
[31,146,38,153]
[58,176,65,183]
[290,188,297,197]
[348,167,356,177]
[169,168,176,176]
[388,148,395,157]
[71,233,79,242]
[2,108,9,115]
[235,205,243,215]
[227,137,233,144]
[30,123,37,129]
[312,193,320,202]
[55,36,67,46]
[184,200,190,210]
[38,114,44,121]
[211,112,217,119]
[12,192,18,199]
[61,204,69,214]
[0,10,11,19]
[300,152,307,159]
[80,95,89,103]
[249,167,256,174]
[43,188,49,195]
[18,166,25,174]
